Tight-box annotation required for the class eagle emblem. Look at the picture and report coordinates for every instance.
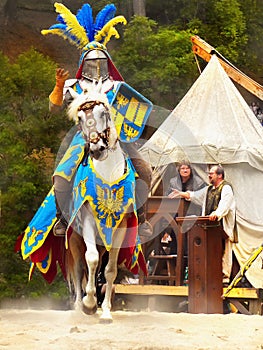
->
[123,123,139,141]
[111,82,153,143]
[115,93,129,109]
[97,185,125,228]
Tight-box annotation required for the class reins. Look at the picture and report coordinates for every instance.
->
[78,100,111,145]
[78,99,119,164]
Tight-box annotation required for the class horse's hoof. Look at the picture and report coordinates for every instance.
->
[82,295,97,315]
[82,303,97,315]
[99,317,113,324]
[99,309,113,323]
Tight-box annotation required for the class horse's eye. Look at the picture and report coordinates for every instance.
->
[87,118,95,127]
[90,131,99,141]
[78,116,81,122]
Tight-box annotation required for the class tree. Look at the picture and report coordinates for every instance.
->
[0,49,71,300]
[112,0,263,109]
[112,16,198,109]
[238,0,263,77]
[133,0,146,16]
[198,0,247,62]
[143,0,262,81]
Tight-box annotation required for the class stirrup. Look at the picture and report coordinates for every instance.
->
[53,218,67,237]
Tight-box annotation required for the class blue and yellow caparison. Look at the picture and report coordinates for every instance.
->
[68,156,137,250]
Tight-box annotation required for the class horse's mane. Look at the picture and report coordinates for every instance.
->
[67,83,110,123]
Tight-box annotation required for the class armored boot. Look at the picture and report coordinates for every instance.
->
[53,190,70,237]
[120,143,153,238]
[137,207,153,238]
[135,177,153,238]
[53,216,68,237]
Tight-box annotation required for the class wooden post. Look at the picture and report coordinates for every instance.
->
[177,216,224,314]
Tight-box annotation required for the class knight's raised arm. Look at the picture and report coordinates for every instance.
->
[49,68,69,112]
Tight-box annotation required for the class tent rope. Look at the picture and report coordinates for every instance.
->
[194,54,202,74]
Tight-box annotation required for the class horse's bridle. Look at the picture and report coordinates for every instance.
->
[78,100,111,146]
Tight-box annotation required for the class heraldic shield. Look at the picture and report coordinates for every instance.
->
[111,82,153,143]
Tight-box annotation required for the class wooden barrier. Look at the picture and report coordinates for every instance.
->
[114,284,263,315]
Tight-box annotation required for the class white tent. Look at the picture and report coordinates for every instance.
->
[140,55,263,287]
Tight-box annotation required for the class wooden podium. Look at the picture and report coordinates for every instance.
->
[176,216,224,314]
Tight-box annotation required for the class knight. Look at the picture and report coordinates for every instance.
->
[42,2,153,238]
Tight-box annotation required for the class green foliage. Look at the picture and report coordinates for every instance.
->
[238,0,263,75]
[200,0,247,62]
[112,16,197,108]
[0,49,71,302]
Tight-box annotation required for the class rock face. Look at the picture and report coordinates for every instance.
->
[0,1,89,74]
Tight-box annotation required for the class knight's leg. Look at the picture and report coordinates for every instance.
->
[121,143,153,237]
[53,175,72,236]
[136,179,153,237]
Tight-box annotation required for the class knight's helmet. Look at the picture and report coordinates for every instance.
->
[76,41,124,82]
[41,2,126,82]
[81,48,108,82]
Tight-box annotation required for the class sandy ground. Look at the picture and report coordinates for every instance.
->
[0,304,263,350]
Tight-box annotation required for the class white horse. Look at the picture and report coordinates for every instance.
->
[66,83,138,323]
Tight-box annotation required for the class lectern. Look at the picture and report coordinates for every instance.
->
[176,216,224,314]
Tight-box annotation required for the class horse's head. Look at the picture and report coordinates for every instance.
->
[67,82,118,161]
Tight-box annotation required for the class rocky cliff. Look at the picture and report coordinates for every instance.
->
[0,1,109,74]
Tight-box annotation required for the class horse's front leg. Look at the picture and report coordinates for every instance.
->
[100,247,119,323]
[67,231,87,312]
[81,206,99,315]
[100,226,126,323]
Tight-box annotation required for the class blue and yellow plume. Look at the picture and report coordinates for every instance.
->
[41,2,127,49]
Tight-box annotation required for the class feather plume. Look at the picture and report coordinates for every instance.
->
[76,4,94,42]
[102,27,119,46]
[41,3,127,49]
[41,25,84,49]
[95,16,127,45]
[56,14,66,25]
[94,4,116,32]
[54,2,88,48]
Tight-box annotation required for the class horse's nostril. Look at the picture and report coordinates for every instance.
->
[100,146,105,151]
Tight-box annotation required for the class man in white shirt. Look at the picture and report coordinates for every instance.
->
[171,165,237,284]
